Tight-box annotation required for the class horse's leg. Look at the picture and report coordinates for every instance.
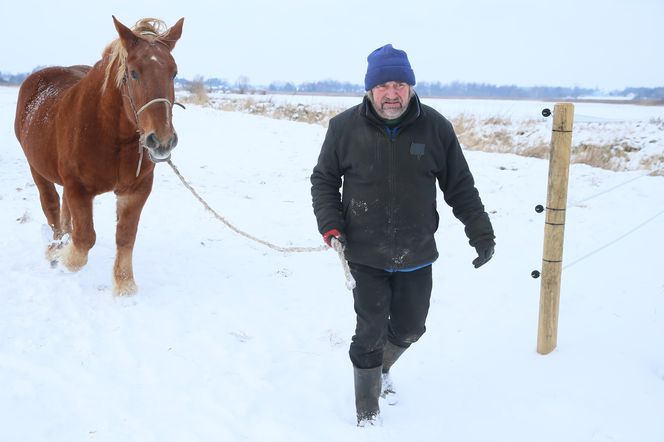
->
[29,166,63,239]
[60,189,72,236]
[59,182,95,272]
[29,166,68,264]
[113,174,153,295]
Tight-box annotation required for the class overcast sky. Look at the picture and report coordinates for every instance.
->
[2,0,662,90]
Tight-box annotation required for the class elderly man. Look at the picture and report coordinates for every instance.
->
[311,44,495,426]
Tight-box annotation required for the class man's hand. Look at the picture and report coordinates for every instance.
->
[323,229,345,248]
[472,241,495,268]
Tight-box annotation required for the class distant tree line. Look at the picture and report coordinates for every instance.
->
[3,70,663,100]
[616,86,664,100]
[178,77,664,100]
[414,81,598,99]
[0,71,29,85]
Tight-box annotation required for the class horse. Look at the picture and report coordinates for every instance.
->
[14,16,184,295]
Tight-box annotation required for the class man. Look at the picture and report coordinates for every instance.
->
[310,44,495,426]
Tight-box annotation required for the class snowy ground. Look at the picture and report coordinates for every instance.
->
[1,85,663,441]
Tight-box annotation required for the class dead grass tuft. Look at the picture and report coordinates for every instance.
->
[180,76,210,106]
[202,95,341,125]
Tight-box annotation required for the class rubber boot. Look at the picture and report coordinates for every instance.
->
[382,341,407,374]
[353,365,382,426]
[381,341,407,405]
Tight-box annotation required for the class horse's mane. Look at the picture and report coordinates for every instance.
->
[102,18,170,92]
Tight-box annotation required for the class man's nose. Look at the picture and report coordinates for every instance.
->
[385,88,400,97]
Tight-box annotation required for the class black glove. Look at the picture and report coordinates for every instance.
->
[472,241,494,268]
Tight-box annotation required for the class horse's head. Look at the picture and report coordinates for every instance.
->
[113,16,184,163]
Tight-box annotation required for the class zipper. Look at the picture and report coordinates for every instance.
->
[385,126,398,265]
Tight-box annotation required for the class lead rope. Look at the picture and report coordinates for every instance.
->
[166,159,356,290]
[331,237,356,290]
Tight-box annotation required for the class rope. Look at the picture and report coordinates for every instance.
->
[166,159,327,253]
[331,237,356,290]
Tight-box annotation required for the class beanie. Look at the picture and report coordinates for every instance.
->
[364,44,416,91]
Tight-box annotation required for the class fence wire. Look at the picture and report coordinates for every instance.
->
[558,151,663,270]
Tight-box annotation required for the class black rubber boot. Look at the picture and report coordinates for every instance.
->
[381,342,408,404]
[382,341,407,374]
[353,365,382,426]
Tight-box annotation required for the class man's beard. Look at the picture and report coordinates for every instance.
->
[378,99,406,119]
[367,90,412,120]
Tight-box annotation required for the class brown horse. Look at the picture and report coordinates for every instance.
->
[14,16,184,295]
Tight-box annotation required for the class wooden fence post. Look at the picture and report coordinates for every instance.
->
[537,102,574,355]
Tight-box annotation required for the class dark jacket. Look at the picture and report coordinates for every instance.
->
[311,94,494,270]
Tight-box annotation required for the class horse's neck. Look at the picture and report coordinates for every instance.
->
[79,64,138,143]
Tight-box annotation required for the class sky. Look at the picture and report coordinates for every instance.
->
[1,85,663,440]
[2,1,664,90]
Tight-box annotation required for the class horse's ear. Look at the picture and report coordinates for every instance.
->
[112,15,138,49]
[161,18,184,51]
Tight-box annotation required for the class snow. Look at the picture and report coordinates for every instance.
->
[1,85,663,441]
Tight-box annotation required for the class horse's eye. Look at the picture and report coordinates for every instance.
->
[173,71,178,80]
[130,70,139,80]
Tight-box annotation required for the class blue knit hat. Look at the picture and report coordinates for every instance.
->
[364,44,416,91]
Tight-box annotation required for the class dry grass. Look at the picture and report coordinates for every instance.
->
[453,114,663,172]
[453,115,553,159]
[520,144,550,159]
[641,155,664,174]
[180,76,210,106]
[572,143,623,169]
[204,96,340,125]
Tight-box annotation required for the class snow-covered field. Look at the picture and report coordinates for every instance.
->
[1,85,663,441]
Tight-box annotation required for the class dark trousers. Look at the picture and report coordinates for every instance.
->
[348,262,433,369]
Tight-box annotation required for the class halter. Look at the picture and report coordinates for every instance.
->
[122,73,185,176]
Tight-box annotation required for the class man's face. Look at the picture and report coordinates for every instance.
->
[369,81,411,119]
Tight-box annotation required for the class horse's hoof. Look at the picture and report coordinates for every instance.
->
[113,280,138,296]
[61,243,88,272]
[45,241,62,261]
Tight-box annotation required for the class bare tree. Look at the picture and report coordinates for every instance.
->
[236,75,250,94]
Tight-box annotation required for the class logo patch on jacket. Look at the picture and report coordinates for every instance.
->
[410,143,425,158]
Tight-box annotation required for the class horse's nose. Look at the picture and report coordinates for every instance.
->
[145,132,178,150]
[145,133,159,149]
